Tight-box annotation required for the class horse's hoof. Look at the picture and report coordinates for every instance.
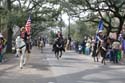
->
[20,67,23,69]
[23,63,26,66]
[97,60,99,62]
[57,56,59,60]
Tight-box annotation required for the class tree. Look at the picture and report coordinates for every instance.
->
[64,20,96,41]
[63,0,125,37]
[0,0,67,52]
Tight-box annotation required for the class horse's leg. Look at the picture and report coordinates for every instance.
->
[25,49,30,64]
[20,51,24,69]
[59,50,62,58]
[16,49,20,57]
[55,51,57,57]
[93,56,98,62]
[96,47,100,62]
[55,50,58,59]
[22,47,27,65]
[97,57,99,62]
[41,46,43,53]
[92,50,96,62]
[93,57,96,62]
[100,48,106,65]
[57,51,59,60]
[101,57,104,63]
[103,58,106,65]
[101,57,106,65]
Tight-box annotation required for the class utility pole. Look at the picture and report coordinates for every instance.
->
[68,13,70,37]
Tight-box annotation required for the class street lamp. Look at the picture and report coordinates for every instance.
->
[68,13,70,37]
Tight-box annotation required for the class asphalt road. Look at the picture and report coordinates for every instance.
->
[0,44,125,83]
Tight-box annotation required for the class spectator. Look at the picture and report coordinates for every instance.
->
[0,38,3,62]
[112,40,120,63]
[85,39,91,55]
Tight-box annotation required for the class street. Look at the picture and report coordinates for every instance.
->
[0,44,125,83]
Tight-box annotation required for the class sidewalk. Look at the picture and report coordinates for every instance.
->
[1,44,125,83]
[0,46,56,83]
[0,53,14,64]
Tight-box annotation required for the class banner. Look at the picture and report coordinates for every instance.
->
[25,16,31,35]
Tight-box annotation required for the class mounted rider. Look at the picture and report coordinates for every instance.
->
[92,29,107,62]
[20,27,31,53]
[52,31,65,52]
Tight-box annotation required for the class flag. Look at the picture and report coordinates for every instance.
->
[95,19,104,43]
[98,19,103,31]
[25,16,31,35]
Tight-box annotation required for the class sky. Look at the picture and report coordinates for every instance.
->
[62,13,76,25]
[13,0,76,31]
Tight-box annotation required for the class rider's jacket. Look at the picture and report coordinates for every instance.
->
[21,31,29,43]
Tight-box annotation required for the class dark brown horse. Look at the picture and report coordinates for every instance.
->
[92,36,111,65]
[53,38,65,60]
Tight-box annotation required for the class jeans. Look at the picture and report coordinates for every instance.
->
[85,47,90,55]
[0,53,3,62]
[112,49,119,63]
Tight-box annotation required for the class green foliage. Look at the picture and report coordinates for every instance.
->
[48,30,56,44]
[64,20,96,41]
[63,0,125,36]
[50,30,56,38]
[2,0,125,42]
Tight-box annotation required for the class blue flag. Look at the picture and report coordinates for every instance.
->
[95,19,103,43]
[98,19,103,31]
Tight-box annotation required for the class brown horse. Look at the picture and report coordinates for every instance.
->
[92,36,111,65]
[53,38,65,60]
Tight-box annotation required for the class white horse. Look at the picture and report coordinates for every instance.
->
[40,40,44,53]
[15,36,26,69]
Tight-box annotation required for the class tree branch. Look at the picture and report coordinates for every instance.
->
[26,0,43,12]
[17,0,21,9]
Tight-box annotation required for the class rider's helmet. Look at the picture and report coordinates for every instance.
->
[20,27,25,32]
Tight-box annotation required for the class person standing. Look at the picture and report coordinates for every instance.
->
[0,38,3,62]
[120,25,125,64]
[0,33,7,63]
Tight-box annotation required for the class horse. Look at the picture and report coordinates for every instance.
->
[92,36,111,65]
[39,39,44,53]
[37,37,44,52]
[37,39,40,48]
[15,36,27,69]
[65,37,71,50]
[53,38,65,60]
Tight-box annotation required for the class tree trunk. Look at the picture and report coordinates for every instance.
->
[6,0,12,53]
[117,17,124,38]
[106,27,111,36]
[6,27,13,53]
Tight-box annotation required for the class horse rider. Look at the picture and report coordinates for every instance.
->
[20,27,31,53]
[20,27,31,67]
[52,31,65,52]
[39,37,44,52]
[92,30,107,62]
[65,34,71,50]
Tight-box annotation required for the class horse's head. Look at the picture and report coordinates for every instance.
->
[17,36,20,39]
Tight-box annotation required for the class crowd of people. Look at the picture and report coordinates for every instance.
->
[1,24,125,65]
[70,25,125,64]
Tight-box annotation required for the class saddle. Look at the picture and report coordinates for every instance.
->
[19,45,26,49]
[19,45,26,54]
